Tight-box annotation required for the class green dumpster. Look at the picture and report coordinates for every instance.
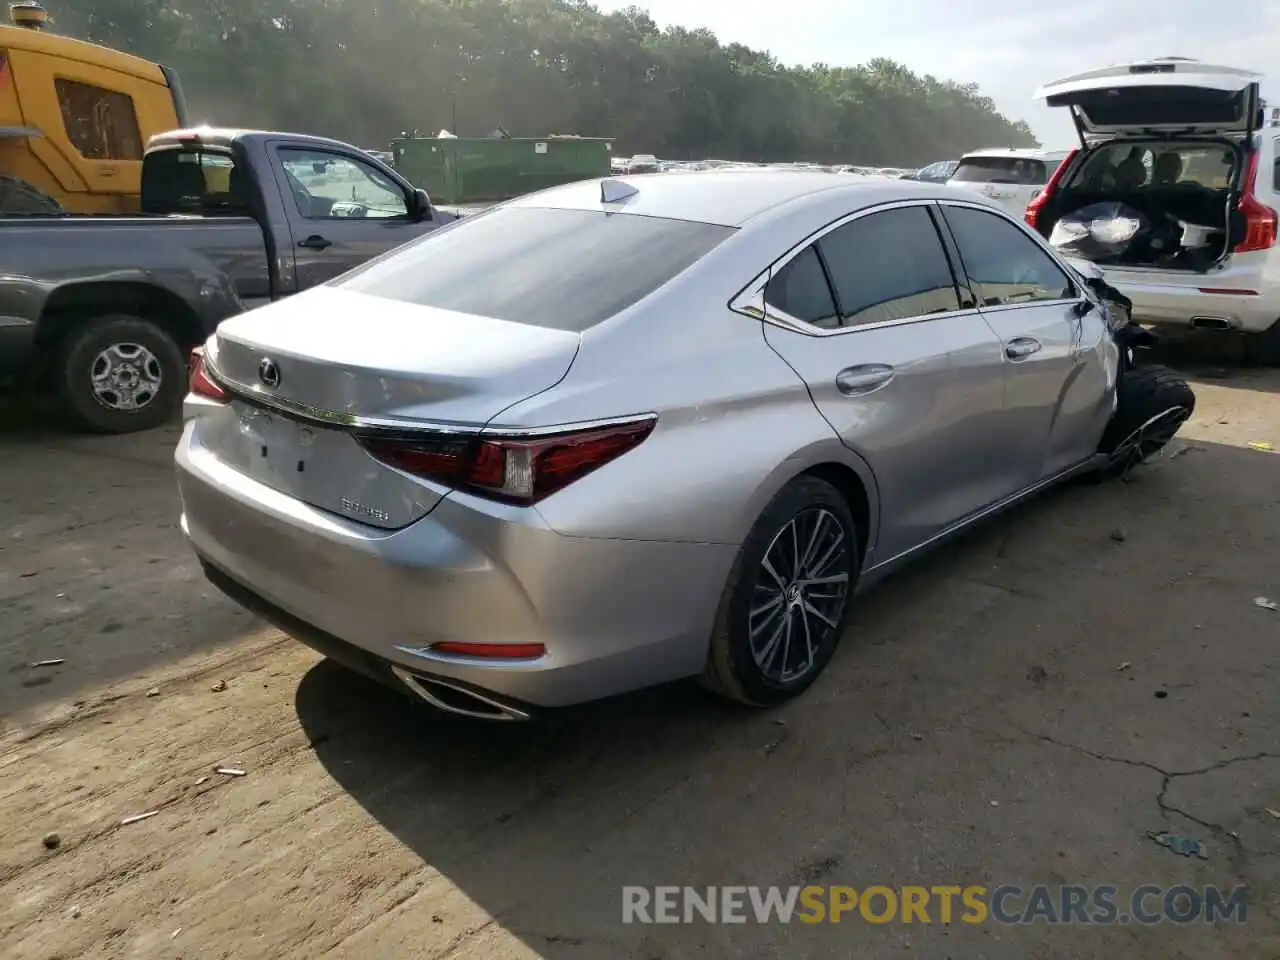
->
[390,135,614,205]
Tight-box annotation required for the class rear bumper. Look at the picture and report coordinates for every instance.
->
[175,427,737,708]
[198,558,541,718]
[1097,267,1279,335]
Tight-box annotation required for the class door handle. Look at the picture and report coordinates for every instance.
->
[1005,337,1042,360]
[835,364,895,396]
[298,235,332,250]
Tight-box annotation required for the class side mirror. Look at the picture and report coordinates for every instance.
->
[411,187,432,221]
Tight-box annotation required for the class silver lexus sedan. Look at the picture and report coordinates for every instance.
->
[176,171,1193,720]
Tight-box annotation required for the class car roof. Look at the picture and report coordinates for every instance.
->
[504,170,968,227]
[961,147,1068,160]
[147,127,372,155]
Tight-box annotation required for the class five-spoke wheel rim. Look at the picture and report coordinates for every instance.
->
[749,507,851,684]
[90,342,163,411]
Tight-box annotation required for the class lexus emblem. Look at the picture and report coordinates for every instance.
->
[258,358,281,388]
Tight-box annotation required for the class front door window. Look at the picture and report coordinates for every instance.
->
[277,148,408,220]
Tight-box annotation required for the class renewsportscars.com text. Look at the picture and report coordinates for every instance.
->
[622,884,1248,925]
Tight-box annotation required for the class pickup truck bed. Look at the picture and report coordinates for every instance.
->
[0,128,455,433]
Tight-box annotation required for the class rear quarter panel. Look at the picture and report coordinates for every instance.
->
[485,231,881,547]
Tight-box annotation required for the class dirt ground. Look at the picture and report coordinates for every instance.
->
[1,341,1278,959]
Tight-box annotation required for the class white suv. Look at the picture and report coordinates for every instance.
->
[1026,58,1280,361]
[946,148,1071,217]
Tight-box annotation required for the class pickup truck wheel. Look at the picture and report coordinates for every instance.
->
[0,174,63,215]
[55,315,186,434]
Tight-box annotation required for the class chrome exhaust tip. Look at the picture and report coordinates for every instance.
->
[1190,316,1232,331]
[390,665,531,722]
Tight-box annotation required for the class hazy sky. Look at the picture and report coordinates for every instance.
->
[593,0,1277,149]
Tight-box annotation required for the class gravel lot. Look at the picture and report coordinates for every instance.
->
[1,345,1278,959]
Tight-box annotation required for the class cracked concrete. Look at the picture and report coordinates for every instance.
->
[1035,735,1280,886]
[1,360,1278,958]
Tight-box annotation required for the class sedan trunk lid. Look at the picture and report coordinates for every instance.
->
[1036,58,1262,143]
[198,287,580,528]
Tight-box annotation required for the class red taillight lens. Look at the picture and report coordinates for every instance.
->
[432,642,546,660]
[1025,147,1079,231]
[357,418,656,505]
[1235,149,1277,253]
[188,346,228,402]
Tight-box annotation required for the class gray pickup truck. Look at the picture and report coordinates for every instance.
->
[0,128,459,433]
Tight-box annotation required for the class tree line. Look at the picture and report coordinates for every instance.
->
[48,0,1038,165]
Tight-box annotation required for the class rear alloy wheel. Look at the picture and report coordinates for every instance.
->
[1093,364,1196,481]
[704,476,860,706]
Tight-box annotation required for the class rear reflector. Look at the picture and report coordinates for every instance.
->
[432,642,546,660]
[357,417,656,505]
[188,346,228,402]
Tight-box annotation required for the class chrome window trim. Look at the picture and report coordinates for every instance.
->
[204,361,657,438]
[730,196,1082,337]
[728,198,982,338]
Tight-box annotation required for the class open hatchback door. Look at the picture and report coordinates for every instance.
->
[1035,58,1263,143]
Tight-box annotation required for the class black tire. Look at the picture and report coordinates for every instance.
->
[0,173,62,216]
[703,475,862,706]
[53,315,187,434]
[1093,364,1195,481]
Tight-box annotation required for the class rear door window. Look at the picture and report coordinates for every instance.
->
[338,207,735,332]
[952,156,1049,186]
[814,206,963,326]
[942,205,1074,307]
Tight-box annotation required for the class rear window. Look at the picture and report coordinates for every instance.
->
[141,148,246,215]
[338,206,735,331]
[1069,142,1237,190]
[952,156,1049,186]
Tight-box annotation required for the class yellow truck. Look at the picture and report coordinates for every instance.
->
[0,1,187,214]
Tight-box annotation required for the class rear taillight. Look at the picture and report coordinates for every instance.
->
[356,418,656,505]
[188,346,228,402]
[1235,149,1277,253]
[1024,147,1079,231]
